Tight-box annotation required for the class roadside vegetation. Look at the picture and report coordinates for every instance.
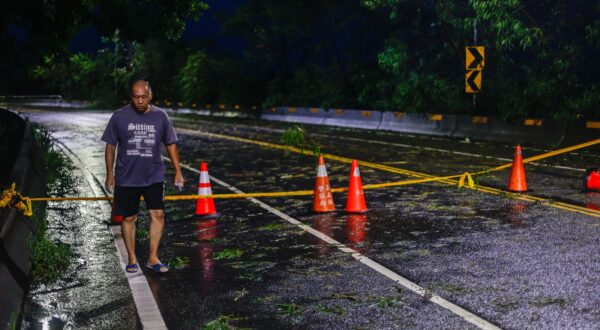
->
[3,1,598,120]
[29,126,71,283]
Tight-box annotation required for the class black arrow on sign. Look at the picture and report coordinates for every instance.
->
[467,70,480,92]
[467,47,484,69]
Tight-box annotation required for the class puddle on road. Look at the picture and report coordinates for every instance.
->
[585,192,600,211]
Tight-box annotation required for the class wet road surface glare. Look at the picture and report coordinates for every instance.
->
[18,109,600,329]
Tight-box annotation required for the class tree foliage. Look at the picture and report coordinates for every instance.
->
[2,0,599,119]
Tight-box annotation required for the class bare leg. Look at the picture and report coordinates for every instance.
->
[121,215,138,265]
[147,209,165,266]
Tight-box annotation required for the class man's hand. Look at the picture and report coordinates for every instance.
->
[105,174,115,194]
[105,143,116,194]
[166,144,185,191]
[174,172,185,191]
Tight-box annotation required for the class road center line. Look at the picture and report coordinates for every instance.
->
[174,159,501,330]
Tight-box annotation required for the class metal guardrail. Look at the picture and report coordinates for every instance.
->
[0,95,62,100]
[261,107,600,146]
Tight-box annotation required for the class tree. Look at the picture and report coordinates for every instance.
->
[362,0,600,118]
[0,0,208,95]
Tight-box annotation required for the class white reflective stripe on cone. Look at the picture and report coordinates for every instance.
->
[199,171,210,183]
[353,167,360,177]
[198,187,212,195]
[317,165,328,177]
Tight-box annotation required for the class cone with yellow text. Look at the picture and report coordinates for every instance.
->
[313,156,336,213]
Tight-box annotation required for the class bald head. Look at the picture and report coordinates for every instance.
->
[131,80,152,95]
[130,80,153,113]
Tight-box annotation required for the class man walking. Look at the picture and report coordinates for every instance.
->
[103,80,184,273]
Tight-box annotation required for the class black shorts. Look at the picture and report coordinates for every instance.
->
[114,182,165,217]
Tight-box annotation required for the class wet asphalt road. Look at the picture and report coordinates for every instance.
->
[17,109,600,329]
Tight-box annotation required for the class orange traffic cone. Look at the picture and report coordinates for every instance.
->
[584,168,600,191]
[508,145,527,192]
[345,160,368,213]
[195,162,219,219]
[313,156,336,213]
[110,200,123,224]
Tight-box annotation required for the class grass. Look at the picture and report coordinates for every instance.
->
[136,227,149,240]
[315,304,346,315]
[275,303,303,317]
[529,297,568,308]
[29,125,72,283]
[376,296,405,308]
[202,315,234,330]
[257,223,287,231]
[168,256,190,270]
[8,310,19,330]
[33,126,71,187]
[213,248,244,260]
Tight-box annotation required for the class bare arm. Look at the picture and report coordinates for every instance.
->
[166,144,184,188]
[105,143,117,193]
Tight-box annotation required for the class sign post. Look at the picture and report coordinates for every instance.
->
[466,19,485,113]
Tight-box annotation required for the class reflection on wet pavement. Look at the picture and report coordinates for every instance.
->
[586,193,600,211]
[20,111,140,329]
[507,202,527,228]
[16,110,600,329]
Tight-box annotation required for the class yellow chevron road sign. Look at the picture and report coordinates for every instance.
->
[466,46,485,70]
[466,70,482,93]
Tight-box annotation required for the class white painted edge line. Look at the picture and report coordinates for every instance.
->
[109,226,167,330]
[55,140,167,330]
[175,160,501,330]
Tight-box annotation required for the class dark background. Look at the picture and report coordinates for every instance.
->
[1,0,599,119]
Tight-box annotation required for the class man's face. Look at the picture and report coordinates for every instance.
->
[131,84,152,112]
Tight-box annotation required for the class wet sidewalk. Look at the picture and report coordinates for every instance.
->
[20,112,140,329]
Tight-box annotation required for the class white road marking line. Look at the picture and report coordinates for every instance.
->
[55,133,167,329]
[175,160,501,330]
[110,226,167,330]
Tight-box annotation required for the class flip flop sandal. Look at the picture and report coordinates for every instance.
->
[125,263,139,273]
[145,263,169,273]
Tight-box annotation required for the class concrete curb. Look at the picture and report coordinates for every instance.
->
[261,108,600,146]
[0,109,46,327]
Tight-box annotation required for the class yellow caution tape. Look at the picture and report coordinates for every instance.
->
[6,132,600,220]
[0,183,33,216]
[458,172,475,189]
[177,130,600,218]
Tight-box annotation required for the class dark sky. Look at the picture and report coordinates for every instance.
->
[69,0,244,54]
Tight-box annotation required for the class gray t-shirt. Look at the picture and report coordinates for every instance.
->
[101,105,177,187]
